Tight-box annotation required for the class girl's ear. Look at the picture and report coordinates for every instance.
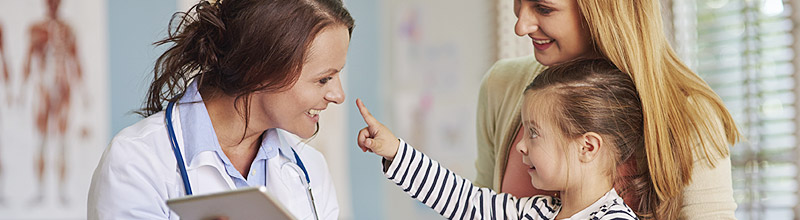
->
[577,132,603,163]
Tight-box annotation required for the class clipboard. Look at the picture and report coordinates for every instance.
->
[166,186,297,220]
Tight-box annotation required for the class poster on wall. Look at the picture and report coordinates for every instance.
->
[0,0,108,219]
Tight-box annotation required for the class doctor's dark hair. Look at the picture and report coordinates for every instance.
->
[139,0,354,117]
[524,59,653,217]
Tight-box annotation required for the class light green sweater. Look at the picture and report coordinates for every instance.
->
[473,55,737,219]
[474,55,546,189]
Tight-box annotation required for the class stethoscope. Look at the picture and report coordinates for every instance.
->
[165,101,319,220]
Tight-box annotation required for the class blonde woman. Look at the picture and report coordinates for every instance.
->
[474,0,739,219]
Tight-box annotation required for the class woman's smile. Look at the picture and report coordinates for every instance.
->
[306,109,323,123]
[532,37,555,51]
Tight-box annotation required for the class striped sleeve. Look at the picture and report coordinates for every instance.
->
[383,139,561,220]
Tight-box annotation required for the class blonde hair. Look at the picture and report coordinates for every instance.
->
[576,0,741,218]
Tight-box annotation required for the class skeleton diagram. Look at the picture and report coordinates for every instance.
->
[22,0,83,206]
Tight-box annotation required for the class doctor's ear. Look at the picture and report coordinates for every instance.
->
[576,132,603,163]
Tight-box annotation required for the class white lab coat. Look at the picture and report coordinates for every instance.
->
[88,106,339,220]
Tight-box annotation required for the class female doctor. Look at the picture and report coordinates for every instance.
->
[88,0,354,219]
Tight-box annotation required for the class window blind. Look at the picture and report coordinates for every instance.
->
[670,0,797,219]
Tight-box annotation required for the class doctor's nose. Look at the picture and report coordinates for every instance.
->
[325,77,345,104]
[515,7,539,37]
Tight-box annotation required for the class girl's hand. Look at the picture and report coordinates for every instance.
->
[356,99,400,160]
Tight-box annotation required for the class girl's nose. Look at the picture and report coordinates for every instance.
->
[515,140,528,155]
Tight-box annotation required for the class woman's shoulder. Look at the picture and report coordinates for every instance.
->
[480,55,546,106]
[113,111,169,145]
[95,111,177,184]
[482,55,545,88]
[104,111,176,167]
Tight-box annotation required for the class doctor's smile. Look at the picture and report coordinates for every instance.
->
[306,109,323,123]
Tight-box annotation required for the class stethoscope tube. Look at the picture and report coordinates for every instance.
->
[165,100,318,219]
[166,101,193,195]
[291,148,318,219]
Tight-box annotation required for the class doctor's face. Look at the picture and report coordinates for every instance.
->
[514,0,595,66]
[253,25,349,138]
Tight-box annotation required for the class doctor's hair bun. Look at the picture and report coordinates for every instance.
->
[158,0,225,76]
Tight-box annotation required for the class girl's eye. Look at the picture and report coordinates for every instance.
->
[319,76,333,84]
[528,127,539,139]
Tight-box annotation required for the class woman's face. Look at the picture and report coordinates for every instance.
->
[514,0,595,66]
[253,25,349,138]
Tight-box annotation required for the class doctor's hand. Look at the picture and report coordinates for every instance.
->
[356,99,400,160]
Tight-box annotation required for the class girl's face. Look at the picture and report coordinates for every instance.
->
[252,25,349,138]
[516,91,579,191]
[514,0,595,66]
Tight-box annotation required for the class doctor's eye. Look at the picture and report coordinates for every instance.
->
[319,76,333,84]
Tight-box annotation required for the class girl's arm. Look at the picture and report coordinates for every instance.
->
[355,99,559,220]
[385,139,559,220]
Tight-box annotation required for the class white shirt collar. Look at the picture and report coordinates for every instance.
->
[562,188,621,220]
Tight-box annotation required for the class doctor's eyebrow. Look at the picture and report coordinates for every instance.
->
[317,67,343,76]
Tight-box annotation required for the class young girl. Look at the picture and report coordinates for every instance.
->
[356,59,644,219]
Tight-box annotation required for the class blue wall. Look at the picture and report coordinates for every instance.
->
[108,0,176,136]
[344,0,386,219]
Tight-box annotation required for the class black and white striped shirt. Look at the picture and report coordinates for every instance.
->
[383,140,638,220]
